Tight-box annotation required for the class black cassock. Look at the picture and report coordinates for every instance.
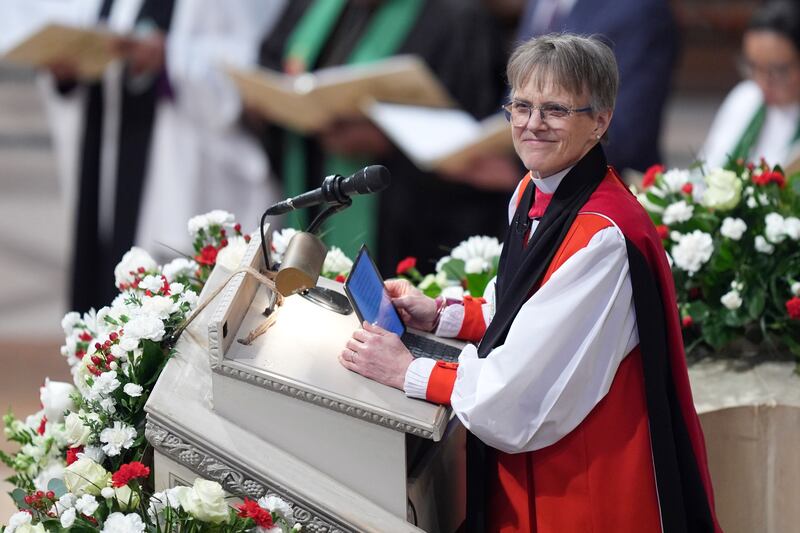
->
[69,0,175,313]
[259,0,511,275]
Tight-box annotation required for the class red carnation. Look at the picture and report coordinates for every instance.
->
[335,274,346,283]
[642,164,664,188]
[237,498,273,528]
[195,245,219,266]
[655,225,669,240]
[396,257,417,275]
[682,316,694,328]
[753,170,786,188]
[112,461,151,488]
[66,446,83,466]
[681,182,693,195]
[786,297,800,320]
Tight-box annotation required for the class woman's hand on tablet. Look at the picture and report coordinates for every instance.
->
[339,321,413,390]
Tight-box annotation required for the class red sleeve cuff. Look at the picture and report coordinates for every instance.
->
[426,361,458,406]
[457,295,486,342]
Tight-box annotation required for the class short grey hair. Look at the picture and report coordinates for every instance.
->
[507,33,619,114]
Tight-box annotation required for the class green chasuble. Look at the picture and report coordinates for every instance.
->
[727,104,800,168]
[281,0,424,258]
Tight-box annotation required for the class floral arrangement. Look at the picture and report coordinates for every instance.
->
[637,159,800,360]
[397,236,503,299]
[1,211,301,532]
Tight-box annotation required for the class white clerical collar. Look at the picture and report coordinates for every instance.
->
[530,165,574,194]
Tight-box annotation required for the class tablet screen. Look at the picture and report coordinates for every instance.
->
[344,246,405,337]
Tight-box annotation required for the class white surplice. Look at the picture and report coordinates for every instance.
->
[404,170,639,454]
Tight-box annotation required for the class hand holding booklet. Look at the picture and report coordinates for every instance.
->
[363,101,514,173]
[226,55,454,133]
[1,23,120,80]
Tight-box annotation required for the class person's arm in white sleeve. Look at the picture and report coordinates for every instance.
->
[451,224,638,454]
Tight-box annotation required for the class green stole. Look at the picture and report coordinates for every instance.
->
[281,0,424,258]
[727,103,800,168]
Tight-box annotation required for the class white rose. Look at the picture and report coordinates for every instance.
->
[177,479,230,524]
[323,246,353,275]
[719,217,747,241]
[755,235,775,254]
[784,216,800,240]
[671,230,714,275]
[40,379,77,423]
[114,247,157,289]
[765,213,786,243]
[124,315,166,343]
[720,290,743,310]
[99,421,137,457]
[792,282,800,296]
[702,168,742,211]
[216,236,250,271]
[123,383,143,397]
[662,200,694,225]
[162,258,198,283]
[101,512,146,533]
[63,458,110,496]
[64,411,98,447]
[114,485,140,511]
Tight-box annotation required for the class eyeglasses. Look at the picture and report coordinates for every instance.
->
[502,100,593,127]
[737,57,800,85]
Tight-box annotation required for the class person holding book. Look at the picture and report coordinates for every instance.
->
[702,0,800,171]
[257,0,510,275]
[340,34,722,532]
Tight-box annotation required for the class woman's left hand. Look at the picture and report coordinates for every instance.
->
[339,321,414,390]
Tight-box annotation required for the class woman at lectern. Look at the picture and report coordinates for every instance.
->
[340,34,722,533]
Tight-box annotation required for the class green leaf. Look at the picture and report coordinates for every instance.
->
[686,301,710,322]
[465,272,490,297]
[441,258,465,281]
[748,291,766,320]
[47,477,67,498]
[10,487,29,509]
[137,339,168,387]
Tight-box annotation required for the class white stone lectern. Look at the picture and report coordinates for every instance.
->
[145,234,465,533]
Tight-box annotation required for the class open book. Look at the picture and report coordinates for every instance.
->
[226,55,454,133]
[1,23,119,80]
[364,101,514,173]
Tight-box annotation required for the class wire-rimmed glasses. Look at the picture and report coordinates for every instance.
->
[502,100,593,127]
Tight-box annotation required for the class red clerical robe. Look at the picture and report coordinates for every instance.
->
[424,169,722,532]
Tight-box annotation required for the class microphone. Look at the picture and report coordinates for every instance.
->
[265,165,391,215]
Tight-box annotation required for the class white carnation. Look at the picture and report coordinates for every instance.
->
[123,383,143,397]
[114,247,157,288]
[746,196,758,209]
[139,295,177,320]
[124,315,166,343]
[86,371,120,402]
[258,495,294,523]
[720,217,747,240]
[101,512,146,533]
[7,510,32,531]
[451,236,502,263]
[323,246,353,275]
[162,258,198,282]
[784,216,800,240]
[188,210,234,236]
[99,421,137,457]
[755,235,775,254]
[765,213,787,243]
[671,230,714,275]
[720,290,743,310]
[791,282,800,296]
[138,275,163,293]
[464,257,490,274]
[661,169,691,193]
[60,508,77,528]
[61,312,82,336]
[662,200,694,225]
[75,494,99,516]
[216,236,249,271]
